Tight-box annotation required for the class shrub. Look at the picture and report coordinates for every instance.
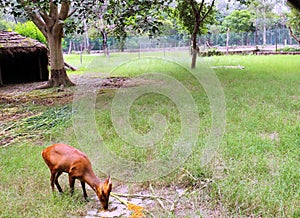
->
[0,20,15,31]
[280,46,300,52]
[15,21,47,44]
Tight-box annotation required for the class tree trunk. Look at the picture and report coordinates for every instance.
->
[0,65,2,86]
[83,19,90,53]
[191,23,200,69]
[191,49,197,69]
[68,40,72,55]
[40,24,75,88]
[263,20,267,45]
[262,5,267,46]
[101,29,110,57]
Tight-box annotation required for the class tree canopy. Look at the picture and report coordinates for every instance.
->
[223,10,255,33]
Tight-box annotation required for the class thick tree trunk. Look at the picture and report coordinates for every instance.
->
[39,24,75,88]
[48,69,74,87]
[0,65,2,86]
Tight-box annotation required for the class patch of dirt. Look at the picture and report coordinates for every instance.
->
[0,74,149,122]
[259,132,280,142]
[83,178,227,218]
[0,75,137,147]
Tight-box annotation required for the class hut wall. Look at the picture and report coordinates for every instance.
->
[0,47,49,85]
[0,31,49,85]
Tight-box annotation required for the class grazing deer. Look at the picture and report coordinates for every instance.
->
[42,143,112,210]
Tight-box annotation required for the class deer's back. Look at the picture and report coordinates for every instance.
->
[42,143,91,174]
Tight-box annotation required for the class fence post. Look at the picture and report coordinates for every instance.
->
[226,28,230,55]
[138,42,141,59]
[275,29,278,52]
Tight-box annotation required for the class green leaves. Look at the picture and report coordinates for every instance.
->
[171,0,216,35]
[15,21,47,44]
[101,0,171,39]
[223,10,255,33]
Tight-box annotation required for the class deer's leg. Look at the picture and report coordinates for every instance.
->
[69,176,76,196]
[54,171,63,193]
[50,171,56,192]
[81,181,88,201]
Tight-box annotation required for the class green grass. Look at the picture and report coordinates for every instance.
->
[1,54,300,217]
[210,55,300,216]
[0,144,90,218]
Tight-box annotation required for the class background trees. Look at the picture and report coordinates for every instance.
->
[287,6,300,44]
[0,0,299,77]
[223,10,255,33]
[171,0,216,68]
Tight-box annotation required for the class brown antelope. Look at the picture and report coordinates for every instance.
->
[41,143,112,210]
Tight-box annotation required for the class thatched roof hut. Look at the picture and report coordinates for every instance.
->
[0,31,49,85]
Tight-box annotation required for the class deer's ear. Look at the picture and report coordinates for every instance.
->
[104,176,112,192]
[104,176,111,185]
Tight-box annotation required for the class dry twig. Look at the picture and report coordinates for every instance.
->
[170,186,192,212]
[149,184,170,213]
[111,192,166,200]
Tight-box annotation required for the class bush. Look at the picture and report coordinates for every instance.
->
[200,48,222,56]
[280,46,300,52]
[15,21,47,44]
[0,20,15,31]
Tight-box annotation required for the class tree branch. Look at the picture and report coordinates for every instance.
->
[189,0,199,20]
[18,0,47,37]
[39,10,50,24]
[59,1,70,20]
[200,0,215,23]
[49,0,58,18]
[198,0,205,17]
[31,16,47,38]
[67,9,77,18]
[289,26,300,45]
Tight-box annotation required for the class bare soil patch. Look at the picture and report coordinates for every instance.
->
[0,75,135,147]
[0,75,133,119]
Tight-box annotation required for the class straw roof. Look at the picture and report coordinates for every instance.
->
[0,31,47,55]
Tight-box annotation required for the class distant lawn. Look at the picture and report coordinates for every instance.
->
[1,53,300,217]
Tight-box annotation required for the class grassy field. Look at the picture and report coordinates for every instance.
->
[1,53,300,217]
